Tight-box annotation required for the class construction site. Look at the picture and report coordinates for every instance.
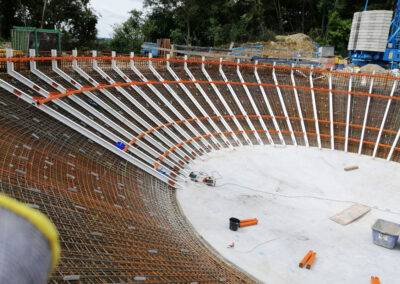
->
[1,0,400,284]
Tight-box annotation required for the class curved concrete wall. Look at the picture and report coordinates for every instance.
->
[0,51,399,282]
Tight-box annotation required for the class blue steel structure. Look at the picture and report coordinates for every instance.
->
[141,42,158,56]
[350,0,400,68]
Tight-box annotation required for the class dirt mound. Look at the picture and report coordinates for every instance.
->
[0,42,11,49]
[359,64,386,74]
[238,33,316,53]
[272,33,316,52]
[239,33,317,58]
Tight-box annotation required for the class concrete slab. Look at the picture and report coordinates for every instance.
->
[177,146,400,284]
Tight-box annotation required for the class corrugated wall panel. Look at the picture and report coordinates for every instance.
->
[348,10,393,52]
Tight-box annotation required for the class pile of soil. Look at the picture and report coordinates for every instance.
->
[0,42,11,49]
[359,64,387,74]
[240,33,317,58]
[273,33,317,52]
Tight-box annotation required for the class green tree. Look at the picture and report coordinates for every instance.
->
[114,0,397,55]
[0,0,98,48]
[324,11,351,56]
[109,10,143,53]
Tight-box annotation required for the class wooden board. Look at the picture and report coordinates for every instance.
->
[344,166,359,171]
[330,204,371,225]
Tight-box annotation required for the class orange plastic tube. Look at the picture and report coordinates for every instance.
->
[299,250,313,268]
[240,219,258,227]
[306,252,317,269]
[371,276,380,284]
[240,218,257,224]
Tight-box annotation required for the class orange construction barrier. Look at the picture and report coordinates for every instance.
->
[239,218,258,227]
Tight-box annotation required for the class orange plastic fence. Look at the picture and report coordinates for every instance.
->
[32,79,400,106]
[124,114,398,153]
[153,127,400,170]
[2,55,400,81]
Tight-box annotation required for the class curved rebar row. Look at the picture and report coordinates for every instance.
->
[0,48,400,282]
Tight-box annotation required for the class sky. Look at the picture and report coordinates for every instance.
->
[90,0,144,38]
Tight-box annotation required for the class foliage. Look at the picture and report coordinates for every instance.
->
[0,0,397,55]
[325,12,351,57]
[137,0,394,56]
[108,10,144,53]
[0,0,98,49]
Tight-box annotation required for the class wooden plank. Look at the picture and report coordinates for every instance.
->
[344,165,359,171]
[330,204,370,225]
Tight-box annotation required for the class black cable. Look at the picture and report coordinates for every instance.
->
[215,182,400,216]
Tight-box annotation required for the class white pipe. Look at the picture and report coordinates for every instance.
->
[358,71,375,155]
[254,61,283,145]
[373,78,398,158]
[236,59,266,145]
[344,74,353,152]
[218,58,253,145]
[2,53,179,185]
[291,65,309,147]
[90,51,187,170]
[201,56,243,146]
[183,55,233,148]
[110,52,188,165]
[30,50,180,172]
[129,52,197,160]
[149,54,210,153]
[309,66,321,149]
[165,55,220,150]
[272,63,297,146]
[329,68,334,150]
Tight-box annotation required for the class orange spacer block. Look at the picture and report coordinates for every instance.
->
[299,250,313,268]
[306,252,316,269]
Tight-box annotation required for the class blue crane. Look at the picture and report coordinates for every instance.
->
[349,0,400,68]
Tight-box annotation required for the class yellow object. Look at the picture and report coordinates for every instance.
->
[335,57,340,64]
[0,193,60,272]
[0,49,23,57]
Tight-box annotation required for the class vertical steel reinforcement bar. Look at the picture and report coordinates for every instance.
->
[345,74,353,152]
[254,60,283,145]
[236,59,268,145]
[291,65,309,147]
[0,73,177,186]
[358,71,375,155]
[272,63,297,146]
[165,54,221,150]
[373,77,398,158]
[129,53,197,160]
[309,66,321,149]
[218,58,253,145]
[110,52,190,165]
[329,68,334,150]
[182,55,234,148]
[148,53,210,152]
[201,57,244,146]
[91,51,188,170]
